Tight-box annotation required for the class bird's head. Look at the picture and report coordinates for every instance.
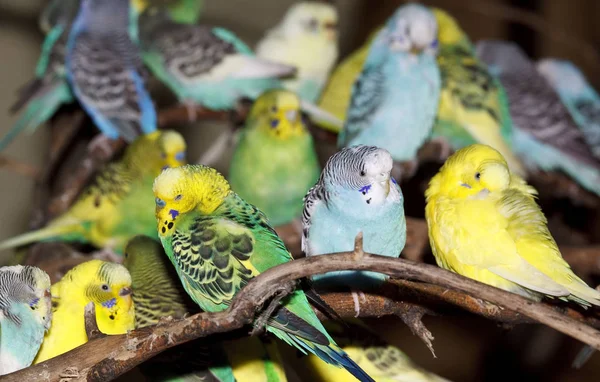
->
[382,3,438,56]
[153,165,231,237]
[123,130,187,174]
[4,266,53,330]
[426,144,511,201]
[248,89,307,140]
[278,2,338,41]
[72,260,134,334]
[323,145,398,207]
[157,130,187,169]
[28,266,53,330]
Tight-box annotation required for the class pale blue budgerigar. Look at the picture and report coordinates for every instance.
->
[476,40,600,197]
[338,3,441,175]
[255,1,339,103]
[0,266,52,376]
[537,58,600,159]
[0,11,74,152]
[66,0,157,142]
[302,145,406,289]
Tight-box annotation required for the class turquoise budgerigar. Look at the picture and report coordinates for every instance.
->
[302,145,406,289]
[255,1,339,103]
[537,58,600,159]
[66,0,157,142]
[229,89,321,226]
[0,266,52,375]
[1,13,74,152]
[153,165,375,382]
[338,3,441,175]
[476,40,600,197]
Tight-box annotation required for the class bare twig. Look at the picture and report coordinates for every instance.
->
[5,237,600,382]
[0,154,40,178]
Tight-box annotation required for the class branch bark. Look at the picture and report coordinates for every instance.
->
[5,239,600,382]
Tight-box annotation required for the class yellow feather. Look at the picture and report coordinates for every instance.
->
[425,144,600,306]
[222,337,287,382]
[314,26,382,132]
[33,260,135,363]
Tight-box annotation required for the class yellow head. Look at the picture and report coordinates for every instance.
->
[248,90,307,140]
[278,2,338,41]
[426,144,511,200]
[153,165,231,237]
[59,260,134,334]
[123,130,187,173]
[431,7,467,46]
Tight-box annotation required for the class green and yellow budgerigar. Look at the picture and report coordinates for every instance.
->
[298,320,451,382]
[430,8,526,177]
[132,0,204,25]
[123,234,287,381]
[229,89,320,226]
[34,260,135,363]
[153,165,375,382]
[0,130,186,255]
[314,27,381,133]
[425,144,600,306]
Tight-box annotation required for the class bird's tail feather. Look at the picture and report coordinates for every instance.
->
[300,100,343,130]
[0,80,71,151]
[10,78,45,114]
[270,327,374,382]
[0,222,87,251]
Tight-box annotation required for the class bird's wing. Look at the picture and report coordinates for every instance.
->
[301,181,327,255]
[429,197,569,297]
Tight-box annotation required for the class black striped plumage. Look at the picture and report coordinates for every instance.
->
[0,266,43,326]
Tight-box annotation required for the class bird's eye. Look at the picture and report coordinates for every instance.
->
[307,18,319,31]
[360,170,366,176]
[174,194,183,201]
[475,172,481,180]
[101,284,109,291]
[161,153,167,159]
[271,106,278,113]
[124,252,128,258]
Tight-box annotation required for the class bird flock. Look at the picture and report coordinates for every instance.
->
[1,1,599,381]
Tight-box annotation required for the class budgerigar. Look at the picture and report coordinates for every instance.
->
[425,144,600,306]
[299,320,451,382]
[67,0,157,142]
[34,260,134,363]
[430,9,526,177]
[132,0,203,25]
[153,165,375,382]
[39,0,80,34]
[256,2,339,103]
[314,27,381,133]
[302,145,405,288]
[475,40,600,196]
[1,16,73,152]
[229,89,321,226]
[123,235,287,382]
[0,266,52,375]
[338,3,441,173]
[537,58,600,159]
[0,130,186,255]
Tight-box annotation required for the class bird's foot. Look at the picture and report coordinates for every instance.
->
[351,289,367,317]
[88,134,117,160]
[91,247,122,263]
[251,281,296,336]
[468,296,503,315]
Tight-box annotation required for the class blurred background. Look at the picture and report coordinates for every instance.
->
[0,0,599,381]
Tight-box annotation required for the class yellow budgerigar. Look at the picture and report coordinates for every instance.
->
[425,144,600,306]
[33,260,135,363]
[0,130,187,255]
[314,27,381,132]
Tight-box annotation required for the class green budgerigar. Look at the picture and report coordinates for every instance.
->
[153,165,375,382]
[123,235,288,382]
[0,130,187,255]
[430,8,526,177]
[0,266,52,375]
[229,89,320,226]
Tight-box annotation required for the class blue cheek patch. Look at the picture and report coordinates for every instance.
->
[169,209,180,219]
[270,119,279,128]
[29,297,40,307]
[102,298,116,309]
[359,184,372,195]
[391,177,397,185]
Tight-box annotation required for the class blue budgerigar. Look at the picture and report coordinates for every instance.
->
[0,266,52,376]
[537,58,600,159]
[1,16,74,151]
[476,40,600,197]
[302,145,406,289]
[66,0,157,142]
[338,3,441,173]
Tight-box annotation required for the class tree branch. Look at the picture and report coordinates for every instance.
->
[5,238,600,382]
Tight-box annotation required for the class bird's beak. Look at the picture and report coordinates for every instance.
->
[409,44,424,55]
[119,287,132,297]
[324,22,338,41]
[376,174,391,196]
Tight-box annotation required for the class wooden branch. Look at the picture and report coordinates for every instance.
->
[5,236,600,382]
[0,154,40,178]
